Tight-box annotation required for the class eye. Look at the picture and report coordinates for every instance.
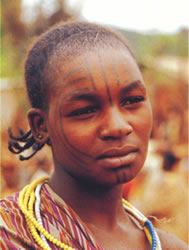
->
[66,106,98,118]
[121,96,144,106]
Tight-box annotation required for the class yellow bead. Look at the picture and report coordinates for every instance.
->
[41,242,46,249]
[48,235,54,242]
[18,177,77,250]
[56,241,61,247]
[35,237,41,243]
[52,238,58,244]
[43,231,48,237]
[33,233,39,239]
[40,227,45,234]
[30,228,35,233]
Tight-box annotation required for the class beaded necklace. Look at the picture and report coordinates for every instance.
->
[18,177,161,250]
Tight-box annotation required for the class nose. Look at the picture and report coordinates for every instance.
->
[98,108,133,140]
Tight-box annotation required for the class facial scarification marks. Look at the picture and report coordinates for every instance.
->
[54,67,85,144]
[53,69,93,169]
[116,171,121,183]
[55,67,84,87]
[53,56,98,163]
[115,168,128,184]
[97,52,129,139]
[97,53,113,106]
[54,90,92,171]
[96,53,131,184]
[58,87,93,159]
[122,168,127,182]
[111,62,120,86]
[83,58,96,90]
[54,116,88,169]
[53,54,132,182]
[53,60,101,170]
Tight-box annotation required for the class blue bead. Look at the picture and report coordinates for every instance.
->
[144,220,157,250]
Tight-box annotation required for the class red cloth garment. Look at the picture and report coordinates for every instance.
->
[0,183,103,249]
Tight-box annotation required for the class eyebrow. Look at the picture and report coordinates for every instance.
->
[63,88,97,103]
[55,76,89,98]
[62,80,146,105]
[69,93,97,102]
[122,80,146,92]
[66,76,87,86]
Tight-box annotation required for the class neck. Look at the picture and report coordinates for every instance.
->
[48,166,129,231]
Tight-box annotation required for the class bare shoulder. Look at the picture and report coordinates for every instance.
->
[156,229,188,250]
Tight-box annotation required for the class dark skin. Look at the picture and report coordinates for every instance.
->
[28,47,188,249]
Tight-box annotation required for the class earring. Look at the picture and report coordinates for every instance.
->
[37,133,43,139]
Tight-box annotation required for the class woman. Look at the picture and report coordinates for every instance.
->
[1,21,187,249]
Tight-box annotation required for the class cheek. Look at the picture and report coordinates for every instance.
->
[134,103,153,139]
[61,120,96,150]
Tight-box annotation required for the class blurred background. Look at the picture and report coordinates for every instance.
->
[1,0,188,243]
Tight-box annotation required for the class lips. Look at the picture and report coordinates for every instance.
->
[96,146,138,168]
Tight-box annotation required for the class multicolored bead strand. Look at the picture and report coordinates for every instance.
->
[19,177,161,250]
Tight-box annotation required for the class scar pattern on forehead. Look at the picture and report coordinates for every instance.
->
[52,62,99,166]
[83,57,96,90]
[96,53,127,137]
[56,67,84,87]
[111,62,120,86]
[97,53,113,106]
[112,60,134,85]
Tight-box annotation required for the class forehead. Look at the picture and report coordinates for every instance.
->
[46,47,143,97]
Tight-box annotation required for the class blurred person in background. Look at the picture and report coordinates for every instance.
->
[128,140,188,243]
[1,154,21,198]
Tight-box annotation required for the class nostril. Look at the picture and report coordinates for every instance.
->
[100,125,133,140]
[102,135,120,141]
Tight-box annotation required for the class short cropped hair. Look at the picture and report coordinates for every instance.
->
[25,21,135,110]
[9,21,136,160]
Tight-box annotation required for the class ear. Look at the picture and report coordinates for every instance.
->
[27,108,49,144]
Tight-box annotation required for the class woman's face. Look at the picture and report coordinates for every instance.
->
[46,47,153,186]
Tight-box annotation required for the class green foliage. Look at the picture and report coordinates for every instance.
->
[118,28,188,61]
[1,34,24,78]
[1,0,73,79]
[151,32,188,57]
[2,1,188,80]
